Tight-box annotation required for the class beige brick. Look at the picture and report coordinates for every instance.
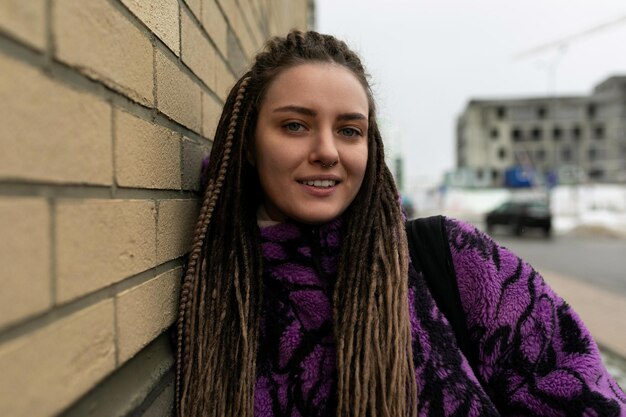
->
[0,198,51,329]
[217,0,241,36]
[237,0,263,48]
[215,56,236,102]
[0,54,112,185]
[0,300,115,417]
[56,200,157,302]
[120,0,180,55]
[227,27,247,75]
[251,0,265,22]
[157,199,199,263]
[217,0,256,58]
[268,0,308,36]
[155,49,202,132]
[181,8,216,90]
[54,0,154,106]
[116,267,181,363]
[202,91,223,139]
[184,0,201,19]
[202,0,228,56]
[115,109,182,190]
[0,0,46,50]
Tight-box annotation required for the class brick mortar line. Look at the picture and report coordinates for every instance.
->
[154,200,161,299]
[245,0,268,39]
[113,296,121,367]
[108,0,169,55]
[44,0,54,65]
[111,101,119,199]
[155,34,224,110]
[177,0,238,98]
[0,30,47,66]
[235,0,264,48]
[49,199,57,305]
[180,128,188,195]
[152,43,158,116]
[0,259,185,346]
[213,0,252,76]
[177,0,183,60]
[0,24,216,142]
[178,0,230,66]
[0,183,200,200]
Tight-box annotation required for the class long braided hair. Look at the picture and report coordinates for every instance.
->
[176,30,417,417]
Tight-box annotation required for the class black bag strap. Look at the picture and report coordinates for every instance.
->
[405,216,478,370]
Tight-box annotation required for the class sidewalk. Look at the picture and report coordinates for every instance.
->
[540,269,626,386]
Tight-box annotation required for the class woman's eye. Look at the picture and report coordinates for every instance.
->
[285,122,304,132]
[340,127,361,137]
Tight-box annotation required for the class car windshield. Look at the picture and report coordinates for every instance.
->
[526,202,550,215]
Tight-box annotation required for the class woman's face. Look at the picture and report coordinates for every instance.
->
[253,63,369,224]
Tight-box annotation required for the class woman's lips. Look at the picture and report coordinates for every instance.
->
[298,181,338,197]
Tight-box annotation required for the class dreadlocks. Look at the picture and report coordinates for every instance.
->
[176,30,417,417]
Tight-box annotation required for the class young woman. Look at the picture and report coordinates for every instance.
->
[175,30,625,417]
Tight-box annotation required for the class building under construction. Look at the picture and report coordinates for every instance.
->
[455,75,626,187]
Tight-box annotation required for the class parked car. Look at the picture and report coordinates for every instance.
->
[485,201,552,237]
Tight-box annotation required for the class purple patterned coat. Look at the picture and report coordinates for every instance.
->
[253,217,626,416]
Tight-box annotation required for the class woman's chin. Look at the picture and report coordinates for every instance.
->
[288,208,343,225]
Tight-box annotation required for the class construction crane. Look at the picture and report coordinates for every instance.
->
[509,13,626,200]
[513,14,626,61]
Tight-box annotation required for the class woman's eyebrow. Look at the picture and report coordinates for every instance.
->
[273,105,316,116]
[337,113,367,122]
[273,106,367,122]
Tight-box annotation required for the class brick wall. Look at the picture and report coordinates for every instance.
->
[0,1,313,416]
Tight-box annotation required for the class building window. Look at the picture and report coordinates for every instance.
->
[588,168,604,179]
[496,106,506,120]
[511,127,523,142]
[587,104,596,119]
[562,148,572,162]
[531,127,542,141]
[594,125,605,140]
[588,148,597,161]
[498,148,507,160]
[553,127,562,141]
[537,106,547,119]
[476,169,484,180]
[490,128,499,139]
[572,125,582,140]
[492,169,499,182]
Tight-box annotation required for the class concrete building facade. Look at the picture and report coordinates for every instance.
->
[0,1,313,416]
[456,76,626,187]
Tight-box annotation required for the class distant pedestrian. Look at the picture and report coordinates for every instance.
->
[175,30,625,417]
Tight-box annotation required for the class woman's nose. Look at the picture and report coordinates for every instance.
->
[310,128,339,166]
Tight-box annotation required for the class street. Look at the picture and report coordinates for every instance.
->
[488,231,626,296]
[480,227,626,387]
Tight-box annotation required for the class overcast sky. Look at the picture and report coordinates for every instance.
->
[316,0,626,188]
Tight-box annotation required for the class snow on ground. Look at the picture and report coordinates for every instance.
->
[409,184,626,238]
